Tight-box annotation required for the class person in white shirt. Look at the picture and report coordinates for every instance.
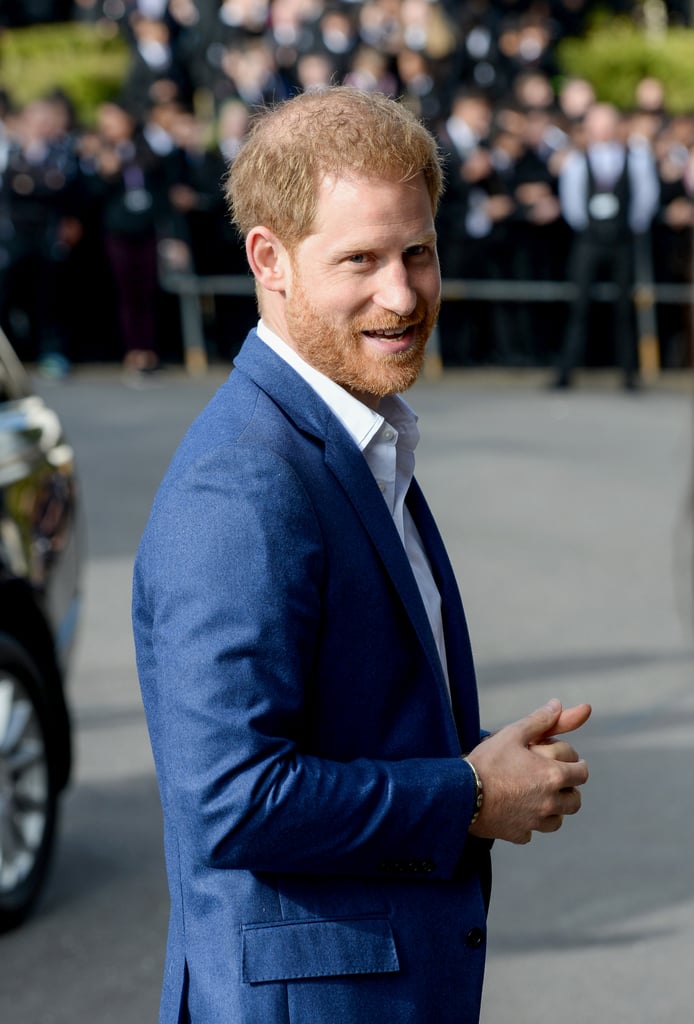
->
[553,101,660,390]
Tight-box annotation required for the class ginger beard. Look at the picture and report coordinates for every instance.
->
[284,266,440,402]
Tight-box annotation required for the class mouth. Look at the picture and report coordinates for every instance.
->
[361,324,418,352]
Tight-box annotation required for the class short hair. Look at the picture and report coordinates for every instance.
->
[226,86,443,247]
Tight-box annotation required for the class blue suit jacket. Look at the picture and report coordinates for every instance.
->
[133,331,491,1024]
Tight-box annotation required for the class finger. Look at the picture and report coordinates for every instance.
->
[536,789,582,832]
[551,703,592,737]
[531,738,579,763]
[515,698,564,746]
[557,758,589,789]
[513,831,533,845]
[535,814,564,834]
[559,787,583,816]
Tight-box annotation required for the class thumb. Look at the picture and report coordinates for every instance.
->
[516,698,563,745]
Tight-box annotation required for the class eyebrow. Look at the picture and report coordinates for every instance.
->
[404,233,438,248]
[332,232,438,258]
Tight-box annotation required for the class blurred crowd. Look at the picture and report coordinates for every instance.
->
[1,0,694,378]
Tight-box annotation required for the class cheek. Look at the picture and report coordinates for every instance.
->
[421,266,442,302]
[334,281,369,311]
[306,280,348,316]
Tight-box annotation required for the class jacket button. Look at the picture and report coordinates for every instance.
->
[464,927,485,949]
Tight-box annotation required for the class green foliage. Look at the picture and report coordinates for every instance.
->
[0,22,129,125]
[558,17,694,114]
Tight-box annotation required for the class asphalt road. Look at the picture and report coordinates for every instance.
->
[0,363,692,1023]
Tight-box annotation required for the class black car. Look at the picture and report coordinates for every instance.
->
[0,329,83,931]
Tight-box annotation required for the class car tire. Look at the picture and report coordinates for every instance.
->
[0,633,59,932]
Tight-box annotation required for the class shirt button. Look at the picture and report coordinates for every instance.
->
[377,480,386,492]
[382,428,395,442]
[464,927,485,950]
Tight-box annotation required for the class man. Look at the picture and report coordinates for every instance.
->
[133,87,590,1024]
[553,101,660,390]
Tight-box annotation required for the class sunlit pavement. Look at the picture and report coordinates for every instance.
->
[0,362,690,1024]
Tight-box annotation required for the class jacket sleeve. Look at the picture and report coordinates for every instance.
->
[133,440,479,882]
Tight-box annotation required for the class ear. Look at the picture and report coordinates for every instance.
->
[246,227,290,293]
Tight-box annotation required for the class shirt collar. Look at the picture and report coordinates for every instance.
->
[256,320,418,453]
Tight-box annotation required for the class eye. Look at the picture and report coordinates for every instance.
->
[404,244,428,258]
[348,253,368,264]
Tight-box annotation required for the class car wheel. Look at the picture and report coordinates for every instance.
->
[0,635,58,932]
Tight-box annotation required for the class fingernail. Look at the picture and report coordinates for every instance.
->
[544,698,561,713]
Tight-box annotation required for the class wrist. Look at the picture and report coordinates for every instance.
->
[463,757,484,827]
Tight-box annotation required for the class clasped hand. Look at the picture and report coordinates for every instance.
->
[467,698,591,845]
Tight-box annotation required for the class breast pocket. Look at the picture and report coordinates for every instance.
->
[241,915,400,984]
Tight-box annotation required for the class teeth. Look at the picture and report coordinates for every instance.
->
[367,328,406,338]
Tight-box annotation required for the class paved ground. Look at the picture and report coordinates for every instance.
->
[411,371,694,1023]
[0,362,692,1022]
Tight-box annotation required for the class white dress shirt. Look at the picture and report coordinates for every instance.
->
[256,320,450,690]
[558,140,660,234]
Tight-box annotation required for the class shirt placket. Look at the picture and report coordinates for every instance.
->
[374,422,398,508]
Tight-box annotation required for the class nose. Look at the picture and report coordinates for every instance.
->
[373,260,417,318]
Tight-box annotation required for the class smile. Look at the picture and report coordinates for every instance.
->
[362,326,413,341]
[360,324,419,356]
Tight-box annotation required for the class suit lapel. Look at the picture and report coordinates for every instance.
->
[321,421,452,700]
[406,479,481,751]
[234,332,470,740]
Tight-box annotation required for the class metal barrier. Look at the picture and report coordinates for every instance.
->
[159,267,694,378]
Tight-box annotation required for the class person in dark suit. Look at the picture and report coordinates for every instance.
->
[553,101,660,390]
[132,87,591,1024]
[0,95,85,374]
[87,100,168,375]
[161,107,227,274]
[119,13,193,119]
[435,89,516,366]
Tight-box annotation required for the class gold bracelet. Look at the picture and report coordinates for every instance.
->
[463,757,484,826]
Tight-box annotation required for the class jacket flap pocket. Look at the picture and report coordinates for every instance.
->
[242,915,400,984]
